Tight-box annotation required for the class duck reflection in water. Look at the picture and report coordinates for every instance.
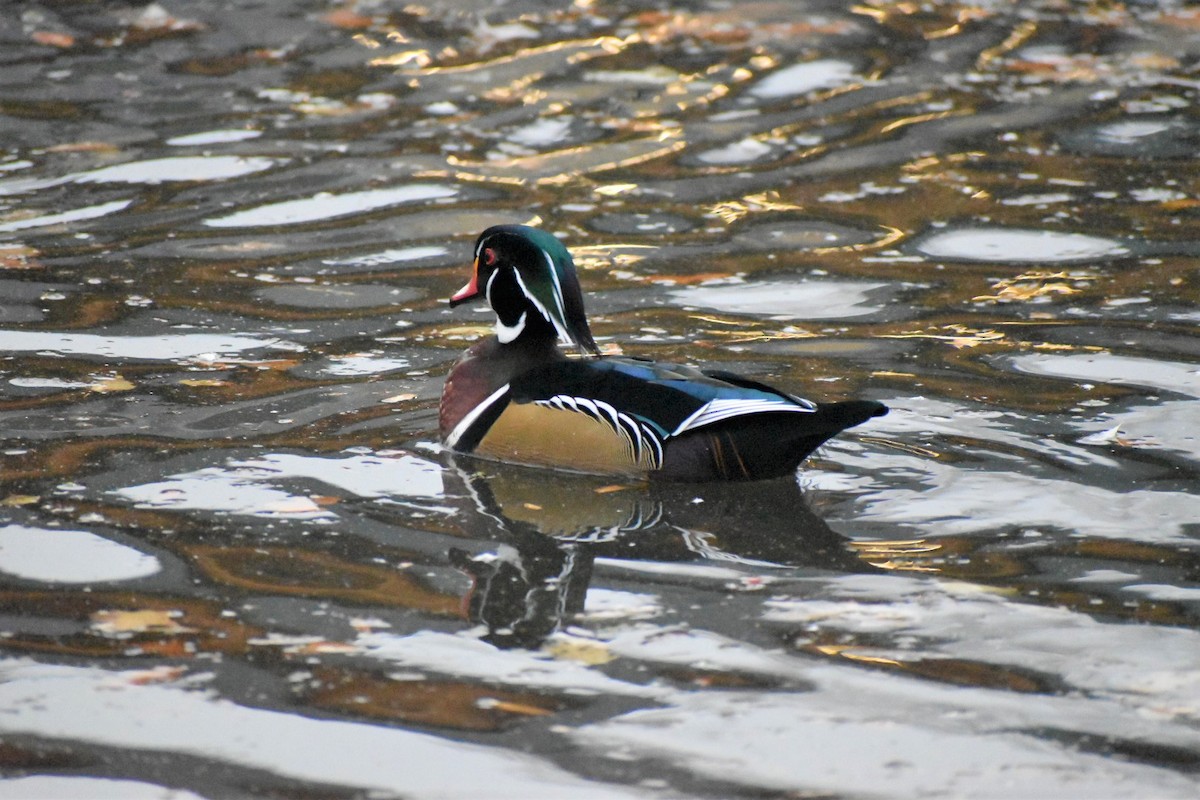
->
[445,460,871,649]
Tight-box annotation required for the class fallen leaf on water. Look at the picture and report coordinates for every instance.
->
[44,141,121,154]
[324,9,375,29]
[0,244,42,270]
[545,637,615,665]
[31,31,76,48]
[1,495,40,507]
[179,378,229,387]
[92,609,195,635]
[89,375,134,393]
[476,698,553,717]
[125,666,187,685]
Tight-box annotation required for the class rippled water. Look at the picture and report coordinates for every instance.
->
[2,1,1199,798]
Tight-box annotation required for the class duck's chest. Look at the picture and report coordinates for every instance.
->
[439,342,657,475]
[439,338,561,441]
[440,347,496,440]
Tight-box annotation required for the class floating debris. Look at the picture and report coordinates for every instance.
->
[878,324,1005,349]
[973,271,1094,303]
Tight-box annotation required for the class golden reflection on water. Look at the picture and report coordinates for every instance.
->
[306,667,563,731]
[443,133,685,186]
[188,546,462,614]
[972,271,1094,304]
[849,538,944,572]
[374,36,630,72]
[709,191,804,225]
[2,2,1200,794]
[877,109,970,135]
[878,324,1005,349]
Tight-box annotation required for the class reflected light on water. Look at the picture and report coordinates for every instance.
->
[0,331,301,361]
[916,227,1131,263]
[672,279,889,319]
[1,1,1199,797]
[0,525,161,583]
[0,199,133,233]
[205,184,460,228]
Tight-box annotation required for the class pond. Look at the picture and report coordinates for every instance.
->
[1,1,1199,798]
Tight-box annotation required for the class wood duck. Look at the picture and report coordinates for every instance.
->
[439,224,888,481]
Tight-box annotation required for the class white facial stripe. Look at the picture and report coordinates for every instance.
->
[512,268,572,345]
[541,250,568,321]
[484,268,499,305]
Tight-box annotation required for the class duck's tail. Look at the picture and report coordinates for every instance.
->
[812,399,890,434]
[660,400,888,481]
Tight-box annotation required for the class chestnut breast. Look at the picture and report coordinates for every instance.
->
[439,336,565,439]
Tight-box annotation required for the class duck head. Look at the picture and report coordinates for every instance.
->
[450,225,599,355]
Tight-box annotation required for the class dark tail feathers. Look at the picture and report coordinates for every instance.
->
[659,399,888,481]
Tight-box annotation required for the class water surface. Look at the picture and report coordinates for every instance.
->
[1,1,1198,798]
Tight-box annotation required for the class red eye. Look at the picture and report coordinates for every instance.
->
[482,247,497,266]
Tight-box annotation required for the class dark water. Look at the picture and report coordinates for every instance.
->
[2,1,1199,797]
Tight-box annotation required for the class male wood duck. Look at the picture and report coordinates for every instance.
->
[439,224,888,481]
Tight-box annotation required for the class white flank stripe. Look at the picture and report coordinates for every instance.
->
[446,384,510,449]
[672,397,814,436]
[534,394,664,469]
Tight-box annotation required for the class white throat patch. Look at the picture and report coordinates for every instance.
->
[496,311,527,343]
